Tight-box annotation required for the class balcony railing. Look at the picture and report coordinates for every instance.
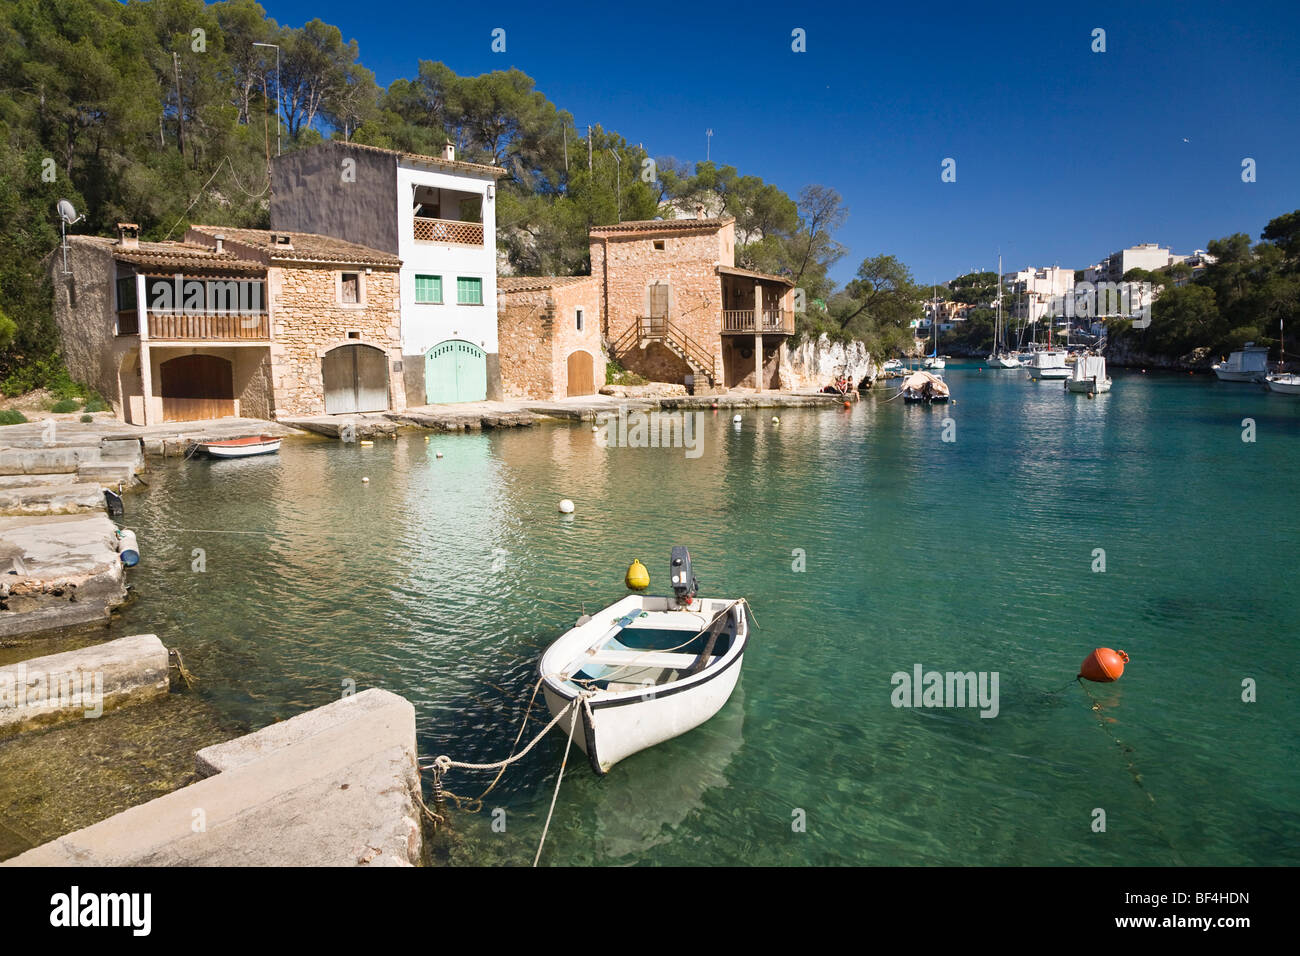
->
[413,216,484,245]
[721,309,794,334]
[144,311,270,341]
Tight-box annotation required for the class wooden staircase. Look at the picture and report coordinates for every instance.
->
[610,316,718,387]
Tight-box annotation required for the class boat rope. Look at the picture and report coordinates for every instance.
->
[420,689,592,781]
[532,694,585,867]
[1075,679,1186,865]
[168,648,197,689]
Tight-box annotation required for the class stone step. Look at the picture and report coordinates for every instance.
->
[0,483,106,516]
[0,473,98,489]
[75,462,138,485]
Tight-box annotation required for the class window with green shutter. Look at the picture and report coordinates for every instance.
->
[415,274,442,304]
[456,276,483,305]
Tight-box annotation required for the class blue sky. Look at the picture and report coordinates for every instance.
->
[258,0,1300,286]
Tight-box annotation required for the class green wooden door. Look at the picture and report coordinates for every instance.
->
[425,340,487,404]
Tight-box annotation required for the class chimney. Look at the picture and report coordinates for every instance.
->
[695,204,705,219]
[213,234,225,255]
[116,223,139,249]
[271,232,294,251]
[441,141,456,162]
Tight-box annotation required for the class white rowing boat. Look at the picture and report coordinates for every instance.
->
[200,435,282,458]
[539,548,749,775]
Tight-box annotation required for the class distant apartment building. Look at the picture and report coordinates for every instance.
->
[51,223,403,423]
[1003,266,1075,323]
[270,140,507,406]
[1086,243,1175,284]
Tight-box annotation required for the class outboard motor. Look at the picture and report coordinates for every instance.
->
[669,546,698,605]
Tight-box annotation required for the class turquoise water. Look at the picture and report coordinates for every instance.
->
[112,368,1299,865]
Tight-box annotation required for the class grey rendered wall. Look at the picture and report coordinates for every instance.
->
[49,241,121,409]
[271,142,399,255]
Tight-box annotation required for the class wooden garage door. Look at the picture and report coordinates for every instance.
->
[425,340,486,404]
[159,354,235,422]
[567,351,594,396]
[323,344,389,415]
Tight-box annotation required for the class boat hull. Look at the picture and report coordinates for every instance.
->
[1214,368,1265,383]
[1033,367,1070,380]
[1266,376,1300,395]
[539,595,748,775]
[542,652,745,775]
[204,440,281,459]
[1065,378,1111,393]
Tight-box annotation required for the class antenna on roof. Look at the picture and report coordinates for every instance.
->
[56,199,84,275]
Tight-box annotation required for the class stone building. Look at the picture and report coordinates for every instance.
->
[270,140,507,406]
[590,218,796,391]
[50,223,403,423]
[497,275,604,400]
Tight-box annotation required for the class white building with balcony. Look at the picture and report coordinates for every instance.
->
[271,140,508,405]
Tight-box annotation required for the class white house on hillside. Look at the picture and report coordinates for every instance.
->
[271,140,508,406]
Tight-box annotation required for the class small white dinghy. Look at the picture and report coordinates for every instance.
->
[200,434,281,458]
[539,547,749,775]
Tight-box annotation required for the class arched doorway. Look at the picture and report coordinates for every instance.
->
[159,354,234,421]
[425,339,486,404]
[323,344,389,414]
[566,350,595,396]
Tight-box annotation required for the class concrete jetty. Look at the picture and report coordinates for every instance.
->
[0,634,169,735]
[3,688,423,867]
[0,513,127,638]
[281,389,852,438]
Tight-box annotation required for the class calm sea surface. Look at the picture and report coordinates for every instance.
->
[4,367,1297,864]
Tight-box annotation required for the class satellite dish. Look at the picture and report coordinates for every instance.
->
[56,199,80,224]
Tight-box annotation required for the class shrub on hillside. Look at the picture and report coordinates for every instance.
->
[0,409,27,425]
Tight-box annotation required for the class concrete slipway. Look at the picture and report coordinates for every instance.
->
[3,688,424,867]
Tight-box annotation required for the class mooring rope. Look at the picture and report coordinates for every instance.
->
[532,693,584,867]
[168,648,197,689]
[1075,679,1186,865]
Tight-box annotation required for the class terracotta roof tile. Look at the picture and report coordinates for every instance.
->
[589,217,735,236]
[76,236,265,274]
[497,275,594,293]
[716,264,795,287]
[189,226,400,267]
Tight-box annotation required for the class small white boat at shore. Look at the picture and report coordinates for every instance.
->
[1213,344,1269,383]
[539,548,749,775]
[200,435,281,458]
[1026,349,1069,380]
[1266,373,1300,395]
[899,370,951,403]
[1065,353,1112,393]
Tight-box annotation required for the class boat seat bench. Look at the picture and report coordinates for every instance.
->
[582,650,703,670]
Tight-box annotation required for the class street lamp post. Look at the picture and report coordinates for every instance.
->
[253,42,281,157]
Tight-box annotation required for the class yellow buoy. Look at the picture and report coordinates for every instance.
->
[625,559,649,590]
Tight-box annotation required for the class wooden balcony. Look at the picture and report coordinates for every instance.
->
[721,309,794,334]
[142,311,270,341]
[413,216,484,245]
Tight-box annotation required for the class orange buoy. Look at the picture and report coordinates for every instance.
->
[1079,647,1130,682]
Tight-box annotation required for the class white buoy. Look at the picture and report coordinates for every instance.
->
[436,451,444,459]
[733,414,742,424]
[559,499,575,514]
[362,477,370,484]
[592,425,598,432]
[772,416,780,424]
